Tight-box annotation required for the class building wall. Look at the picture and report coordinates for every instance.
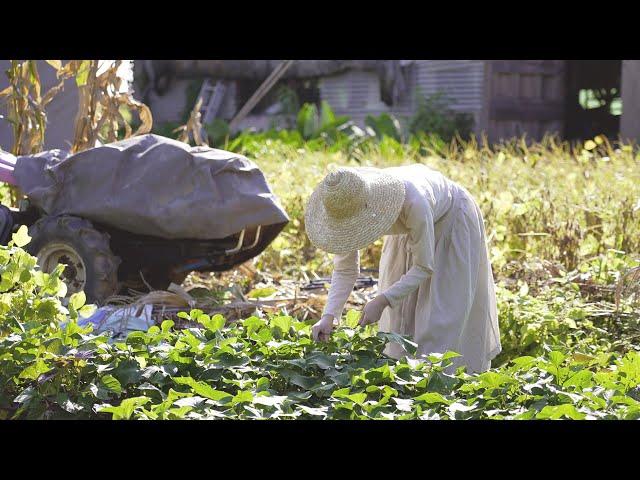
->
[140,61,640,143]
[318,69,411,128]
[481,60,566,143]
[145,78,192,124]
[413,60,486,130]
[147,78,237,126]
[318,60,486,132]
[621,60,640,142]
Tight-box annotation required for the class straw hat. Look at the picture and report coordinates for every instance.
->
[305,167,406,254]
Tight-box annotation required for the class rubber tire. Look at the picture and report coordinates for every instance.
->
[0,205,14,245]
[28,215,121,304]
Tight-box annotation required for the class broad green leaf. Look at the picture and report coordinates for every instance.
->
[563,369,594,389]
[18,359,50,380]
[332,388,367,406]
[477,372,516,389]
[112,359,143,386]
[270,315,292,334]
[100,374,122,395]
[200,313,225,332]
[243,316,266,335]
[97,396,150,420]
[297,405,328,417]
[377,331,418,355]
[161,320,174,333]
[232,390,254,405]
[425,371,459,394]
[571,353,597,364]
[79,304,97,318]
[12,225,31,248]
[414,392,450,405]
[549,351,566,366]
[247,287,277,299]
[306,351,337,370]
[511,356,537,369]
[536,404,586,420]
[173,377,232,402]
[319,100,336,129]
[345,309,361,328]
[69,291,86,311]
[346,393,367,406]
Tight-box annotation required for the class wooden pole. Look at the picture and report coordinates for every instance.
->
[620,60,640,143]
[229,60,294,131]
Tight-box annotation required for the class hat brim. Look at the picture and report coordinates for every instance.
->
[305,169,406,255]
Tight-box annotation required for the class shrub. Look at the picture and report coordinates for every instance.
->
[408,92,474,141]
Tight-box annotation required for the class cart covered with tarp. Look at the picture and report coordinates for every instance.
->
[12,134,289,240]
[0,134,289,302]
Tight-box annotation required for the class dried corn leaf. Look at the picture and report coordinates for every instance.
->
[41,80,66,106]
[45,60,62,71]
[137,291,190,308]
[134,102,153,135]
[167,283,197,308]
[0,86,13,99]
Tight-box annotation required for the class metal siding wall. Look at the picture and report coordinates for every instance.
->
[319,70,414,127]
[319,71,386,113]
[318,62,485,128]
[413,60,485,114]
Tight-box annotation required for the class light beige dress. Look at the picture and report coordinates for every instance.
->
[322,164,501,373]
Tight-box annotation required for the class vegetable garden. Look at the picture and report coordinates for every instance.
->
[1,130,639,420]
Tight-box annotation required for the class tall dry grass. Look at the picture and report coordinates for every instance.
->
[250,135,640,279]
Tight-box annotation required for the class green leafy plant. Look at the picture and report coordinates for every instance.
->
[2,296,638,419]
[364,112,403,142]
[276,85,300,116]
[204,118,231,147]
[408,92,474,141]
[296,101,350,141]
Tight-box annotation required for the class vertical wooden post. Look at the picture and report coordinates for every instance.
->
[620,60,640,143]
[477,60,493,143]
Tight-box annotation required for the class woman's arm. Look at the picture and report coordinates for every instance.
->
[321,250,360,321]
[381,264,431,308]
[381,196,435,308]
[313,250,360,341]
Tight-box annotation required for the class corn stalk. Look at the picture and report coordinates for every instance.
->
[66,60,153,153]
[1,60,153,204]
[173,97,209,146]
[0,60,70,204]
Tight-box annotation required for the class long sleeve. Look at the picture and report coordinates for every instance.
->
[322,250,360,319]
[382,196,435,309]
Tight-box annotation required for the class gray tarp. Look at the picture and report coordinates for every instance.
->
[13,134,289,240]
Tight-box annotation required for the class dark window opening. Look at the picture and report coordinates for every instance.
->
[564,60,622,140]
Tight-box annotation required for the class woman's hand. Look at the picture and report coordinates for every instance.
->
[312,315,336,342]
[359,294,390,327]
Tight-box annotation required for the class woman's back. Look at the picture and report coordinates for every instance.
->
[385,164,456,223]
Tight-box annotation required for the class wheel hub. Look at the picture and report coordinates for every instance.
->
[37,243,87,295]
